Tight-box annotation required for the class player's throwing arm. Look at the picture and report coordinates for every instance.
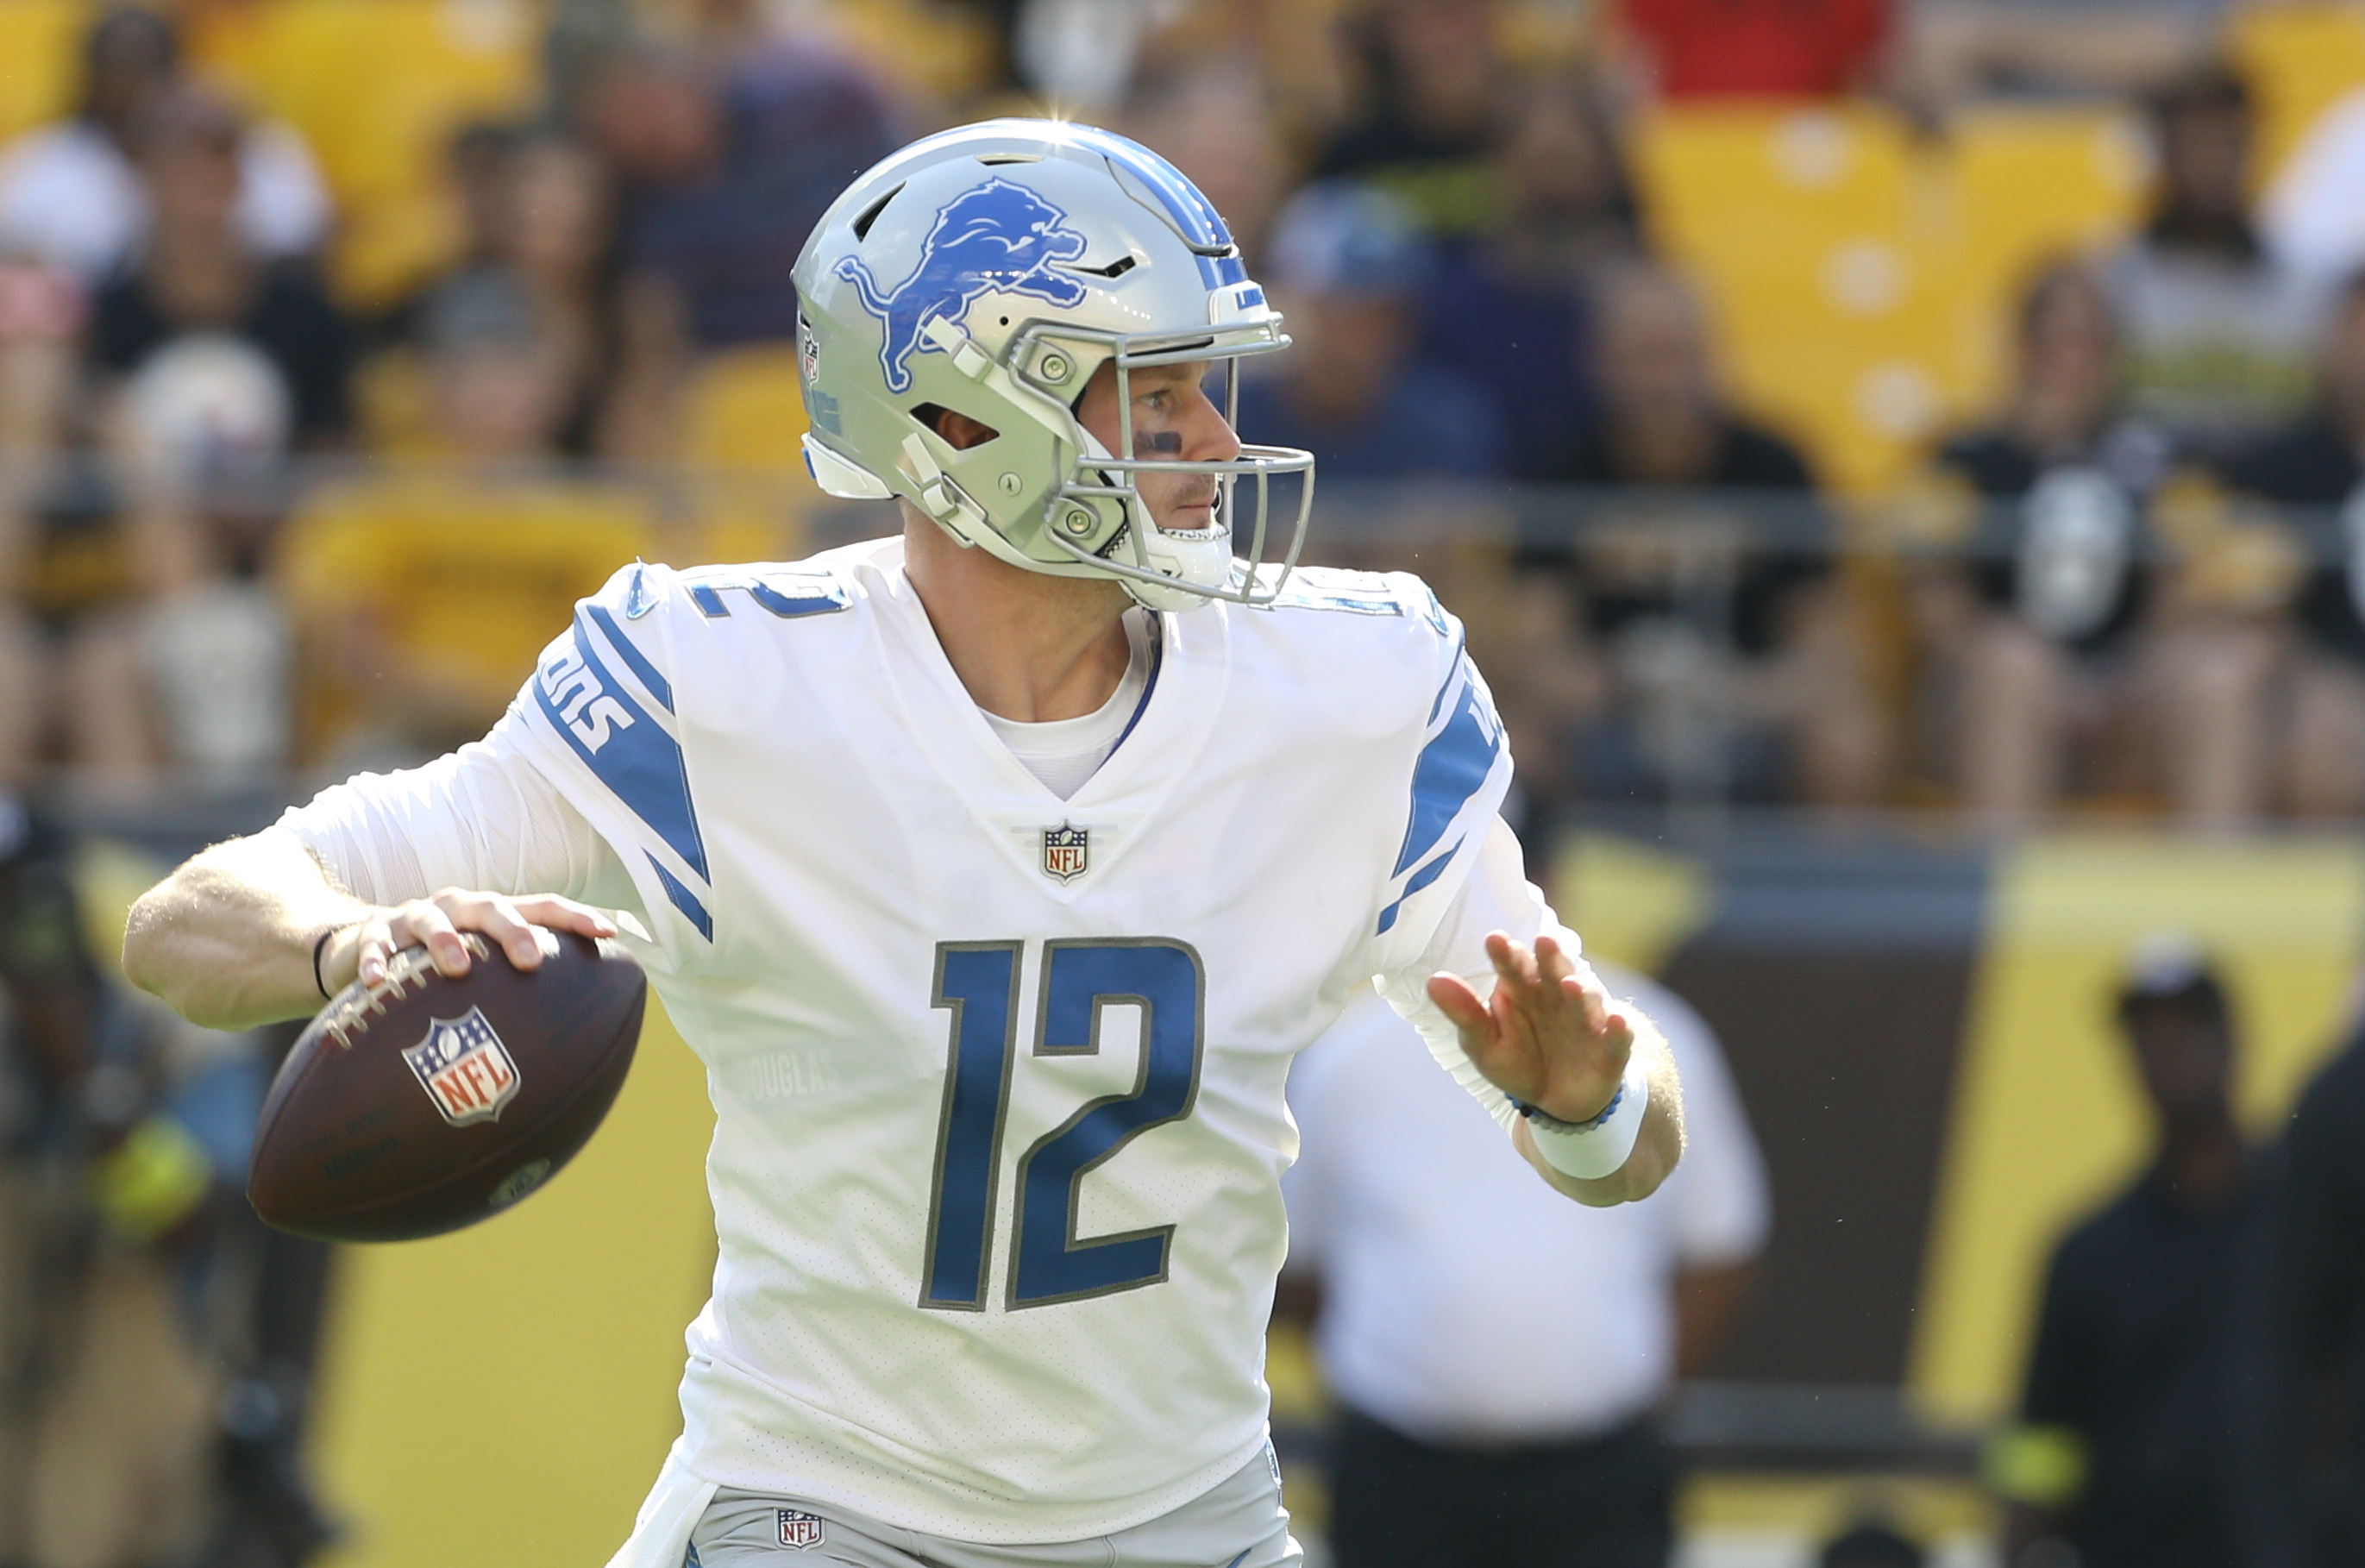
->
[123,825,609,1031]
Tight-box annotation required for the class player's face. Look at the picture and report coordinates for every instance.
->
[1075,359,1241,536]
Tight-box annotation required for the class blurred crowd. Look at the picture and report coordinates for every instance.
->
[0,5,2357,1565]
[0,0,2352,825]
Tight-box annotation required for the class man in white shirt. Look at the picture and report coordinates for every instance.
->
[1283,963,1768,1568]
[0,9,328,283]
[119,121,1685,1568]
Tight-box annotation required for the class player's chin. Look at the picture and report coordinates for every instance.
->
[1154,500,1221,536]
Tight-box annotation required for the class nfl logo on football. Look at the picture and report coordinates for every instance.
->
[401,1008,522,1126]
[775,1509,825,1551]
[1041,823,1088,883]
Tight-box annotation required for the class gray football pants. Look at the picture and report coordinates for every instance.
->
[687,1446,1302,1568]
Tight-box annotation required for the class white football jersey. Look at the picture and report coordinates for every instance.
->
[283,535,1559,1544]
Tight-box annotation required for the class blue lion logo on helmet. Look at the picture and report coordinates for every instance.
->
[834,179,1092,395]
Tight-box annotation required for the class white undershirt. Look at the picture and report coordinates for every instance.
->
[979,610,1154,800]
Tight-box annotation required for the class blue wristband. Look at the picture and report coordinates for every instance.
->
[1512,1082,1624,1133]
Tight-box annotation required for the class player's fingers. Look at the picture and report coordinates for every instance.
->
[1534,933,1577,986]
[437,890,548,972]
[390,900,474,978]
[353,914,400,988]
[511,894,617,940]
[1488,933,1541,994]
[1426,972,1491,1036]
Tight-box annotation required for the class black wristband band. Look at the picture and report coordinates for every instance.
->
[312,925,352,1000]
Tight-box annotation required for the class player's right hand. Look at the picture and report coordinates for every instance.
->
[336,889,618,991]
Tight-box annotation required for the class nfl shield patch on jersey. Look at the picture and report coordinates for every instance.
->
[400,1007,521,1126]
[1041,823,1088,882]
[775,1509,825,1551]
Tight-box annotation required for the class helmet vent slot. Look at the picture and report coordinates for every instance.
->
[850,182,905,241]
[975,153,1044,166]
[910,404,1000,447]
[1070,255,1138,279]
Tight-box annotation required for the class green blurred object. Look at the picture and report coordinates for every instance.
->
[1982,1423,2087,1507]
[92,1113,215,1240]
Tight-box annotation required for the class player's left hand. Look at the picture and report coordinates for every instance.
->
[1427,931,1632,1123]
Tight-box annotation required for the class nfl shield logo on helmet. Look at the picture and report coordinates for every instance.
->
[400,1008,521,1126]
[1041,823,1088,882]
[775,1509,825,1551]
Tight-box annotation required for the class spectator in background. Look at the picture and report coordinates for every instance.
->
[66,336,296,790]
[1235,182,1507,480]
[2234,1016,2365,1568]
[580,35,900,349]
[2218,270,2365,818]
[1530,260,1885,806]
[2100,66,2324,461]
[1314,0,1503,236]
[1916,261,2277,827]
[1419,75,1641,480]
[1991,935,2259,1568]
[279,272,656,768]
[1615,0,1892,98]
[375,121,524,348]
[0,7,328,287]
[392,129,633,458]
[89,87,354,448]
[1282,965,1767,1568]
[0,261,74,786]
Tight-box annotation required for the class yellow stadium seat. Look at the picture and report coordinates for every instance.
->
[0,0,89,147]
[2226,1,2365,189]
[279,464,658,758]
[1938,104,2148,406]
[681,343,812,475]
[675,342,820,561]
[1633,103,1965,495]
[198,0,542,309]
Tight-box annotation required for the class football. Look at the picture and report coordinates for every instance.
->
[248,930,648,1242]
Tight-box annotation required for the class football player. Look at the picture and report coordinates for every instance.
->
[121,122,1684,1568]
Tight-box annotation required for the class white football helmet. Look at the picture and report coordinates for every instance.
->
[792,118,1314,612]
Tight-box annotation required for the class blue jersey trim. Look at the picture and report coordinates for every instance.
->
[534,628,711,884]
[646,852,714,941]
[1394,673,1500,877]
[1107,614,1164,759]
[742,577,853,618]
[582,604,672,713]
[1377,837,1463,935]
[680,574,853,620]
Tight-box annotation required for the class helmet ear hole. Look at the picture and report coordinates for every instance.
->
[910,403,1001,449]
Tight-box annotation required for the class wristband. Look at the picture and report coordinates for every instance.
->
[1515,1056,1650,1181]
[312,923,357,1000]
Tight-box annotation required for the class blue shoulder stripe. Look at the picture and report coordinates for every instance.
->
[1377,837,1463,935]
[583,604,671,713]
[646,853,713,940]
[1393,668,1501,877]
[534,627,711,887]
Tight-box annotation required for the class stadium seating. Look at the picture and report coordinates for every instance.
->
[0,0,84,147]
[191,0,543,308]
[277,464,660,759]
[1632,103,2152,499]
[1633,103,1964,497]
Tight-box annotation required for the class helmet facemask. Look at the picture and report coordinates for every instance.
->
[1016,321,1314,612]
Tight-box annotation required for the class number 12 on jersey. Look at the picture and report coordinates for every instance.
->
[922,938,1206,1311]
